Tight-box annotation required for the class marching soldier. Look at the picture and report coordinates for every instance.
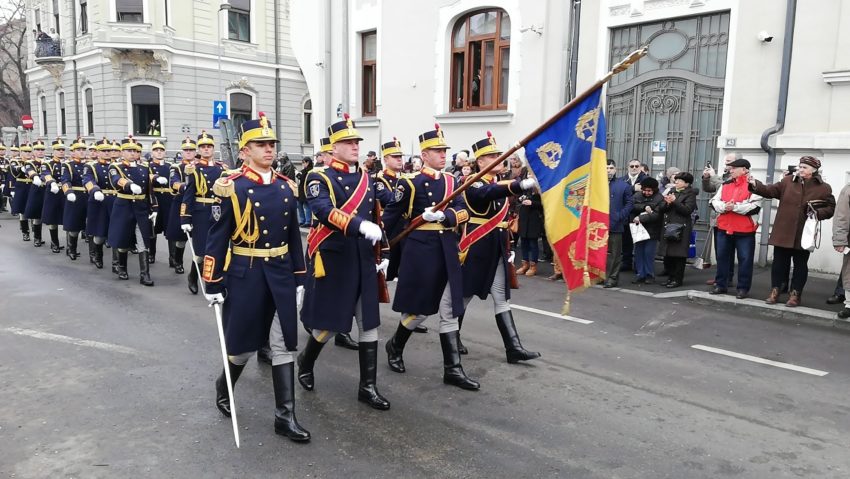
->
[9,144,31,240]
[165,138,197,274]
[201,114,311,442]
[40,138,68,253]
[147,139,172,264]
[180,131,225,294]
[0,142,9,213]
[83,138,118,269]
[107,136,156,285]
[455,132,541,362]
[297,115,393,410]
[24,140,48,247]
[381,124,479,390]
[60,138,90,260]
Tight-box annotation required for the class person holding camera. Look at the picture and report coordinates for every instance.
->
[749,156,835,307]
[658,172,698,288]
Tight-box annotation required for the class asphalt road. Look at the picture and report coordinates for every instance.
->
[2,216,850,478]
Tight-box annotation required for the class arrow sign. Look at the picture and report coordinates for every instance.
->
[213,100,228,129]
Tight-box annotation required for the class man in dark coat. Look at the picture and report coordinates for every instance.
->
[604,160,634,288]
[619,159,647,271]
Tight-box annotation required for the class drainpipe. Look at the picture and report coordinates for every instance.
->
[274,0,282,150]
[565,0,582,100]
[757,0,796,266]
[324,0,332,124]
[341,0,349,117]
[71,0,80,137]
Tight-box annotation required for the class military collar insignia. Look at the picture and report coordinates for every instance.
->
[382,169,397,178]
[329,158,356,173]
[420,166,441,179]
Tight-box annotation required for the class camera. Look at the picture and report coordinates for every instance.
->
[518,194,529,203]
[786,164,797,174]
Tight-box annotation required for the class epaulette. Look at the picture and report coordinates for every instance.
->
[184,164,196,174]
[212,173,240,197]
[223,168,241,176]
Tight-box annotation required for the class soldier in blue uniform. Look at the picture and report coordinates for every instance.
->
[83,138,118,269]
[455,132,541,362]
[60,138,90,260]
[0,143,9,213]
[147,139,172,264]
[296,115,393,410]
[382,124,479,390]
[10,144,32,241]
[23,140,48,247]
[201,114,311,442]
[181,131,225,294]
[165,138,197,274]
[107,137,156,285]
[40,138,67,253]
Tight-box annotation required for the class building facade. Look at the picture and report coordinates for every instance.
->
[293,0,849,273]
[25,0,313,158]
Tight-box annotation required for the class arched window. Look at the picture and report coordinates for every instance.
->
[229,91,253,134]
[302,98,312,145]
[450,9,510,111]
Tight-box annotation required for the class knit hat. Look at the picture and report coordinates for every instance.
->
[799,156,821,170]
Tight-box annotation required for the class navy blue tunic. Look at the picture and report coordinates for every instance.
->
[40,159,66,225]
[180,160,225,256]
[375,169,408,281]
[460,176,523,300]
[23,161,46,220]
[165,161,192,242]
[381,166,469,317]
[301,159,395,333]
[107,162,156,249]
[148,159,173,235]
[203,167,306,354]
[60,160,89,232]
[82,160,116,238]
[9,159,30,215]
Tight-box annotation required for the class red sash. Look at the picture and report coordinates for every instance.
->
[307,171,370,257]
[458,200,509,253]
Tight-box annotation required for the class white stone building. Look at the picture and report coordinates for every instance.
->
[24,0,313,158]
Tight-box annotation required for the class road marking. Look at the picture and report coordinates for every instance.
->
[511,304,593,324]
[2,327,141,356]
[692,344,828,377]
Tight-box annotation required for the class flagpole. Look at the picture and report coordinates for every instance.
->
[389,47,647,247]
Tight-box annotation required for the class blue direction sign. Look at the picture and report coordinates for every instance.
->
[213,100,228,129]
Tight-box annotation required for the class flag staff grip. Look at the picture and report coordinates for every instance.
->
[388,47,647,248]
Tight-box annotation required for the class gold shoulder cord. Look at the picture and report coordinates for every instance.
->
[195,169,209,197]
[229,193,260,266]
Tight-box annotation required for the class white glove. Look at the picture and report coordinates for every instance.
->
[32,176,43,186]
[50,182,60,194]
[67,192,77,202]
[129,183,143,195]
[358,220,383,244]
[10,191,14,197]
[204,292,224,305]
[156,176,168,185]
[508,251,515,264]
[181,223,193,233]
[149,212,158,224]
[93,191,105,202]
[376,258,389,275]
[520,177,539,191]
[422,207,445,223]
[296,285,305,310]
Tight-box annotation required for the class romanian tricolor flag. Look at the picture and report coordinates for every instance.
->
[526,87,609,309]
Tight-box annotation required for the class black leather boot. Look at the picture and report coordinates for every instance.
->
[33,223,44,247]
[296,336,326,391]
[495,311,541,363]
[111,248,120,274]
[139,251,154,286]
[168,241,177,268]
[215,361,246,418]
[94,243,104,269]
[174,245,185,274]
[148,238,156,264]
[67,233,79,260]
[257,341,272,364]
[385,322,413,373]
[117,251,129,280]
[188,260,199,294]
[88,237,95,263]
[49,228,62,253]
[20,220,30,241]
[413,325,429,333]
[334,332,359,350]
[272,363,311,442]
[357,341,390,410]
[440,331,480,390]
[457,315,468,355]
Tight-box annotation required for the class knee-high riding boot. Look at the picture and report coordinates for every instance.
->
[215,361,246,418]
[139,251,154,286]
[385,323,413,373]
[272,363,310,442]
[357,341,390,410]
[440,331,480,390]
[495,311,541,363]
[296,336,326,391]
[456,314,468,355]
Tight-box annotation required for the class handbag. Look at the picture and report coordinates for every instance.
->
[629,222,650,243]
[663,222,684,242]
[800,204,821,252]
[507,214,519,234]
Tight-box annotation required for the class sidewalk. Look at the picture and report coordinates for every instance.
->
[517,257,847,323]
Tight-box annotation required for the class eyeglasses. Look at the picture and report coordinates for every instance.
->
[629,165,641,168]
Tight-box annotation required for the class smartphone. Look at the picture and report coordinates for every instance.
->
[787,165,797,174]
[705,162,712,169]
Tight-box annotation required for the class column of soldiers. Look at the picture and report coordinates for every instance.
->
[1,113,542,445]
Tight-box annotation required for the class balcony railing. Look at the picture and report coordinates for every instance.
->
[34,38,62,60]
